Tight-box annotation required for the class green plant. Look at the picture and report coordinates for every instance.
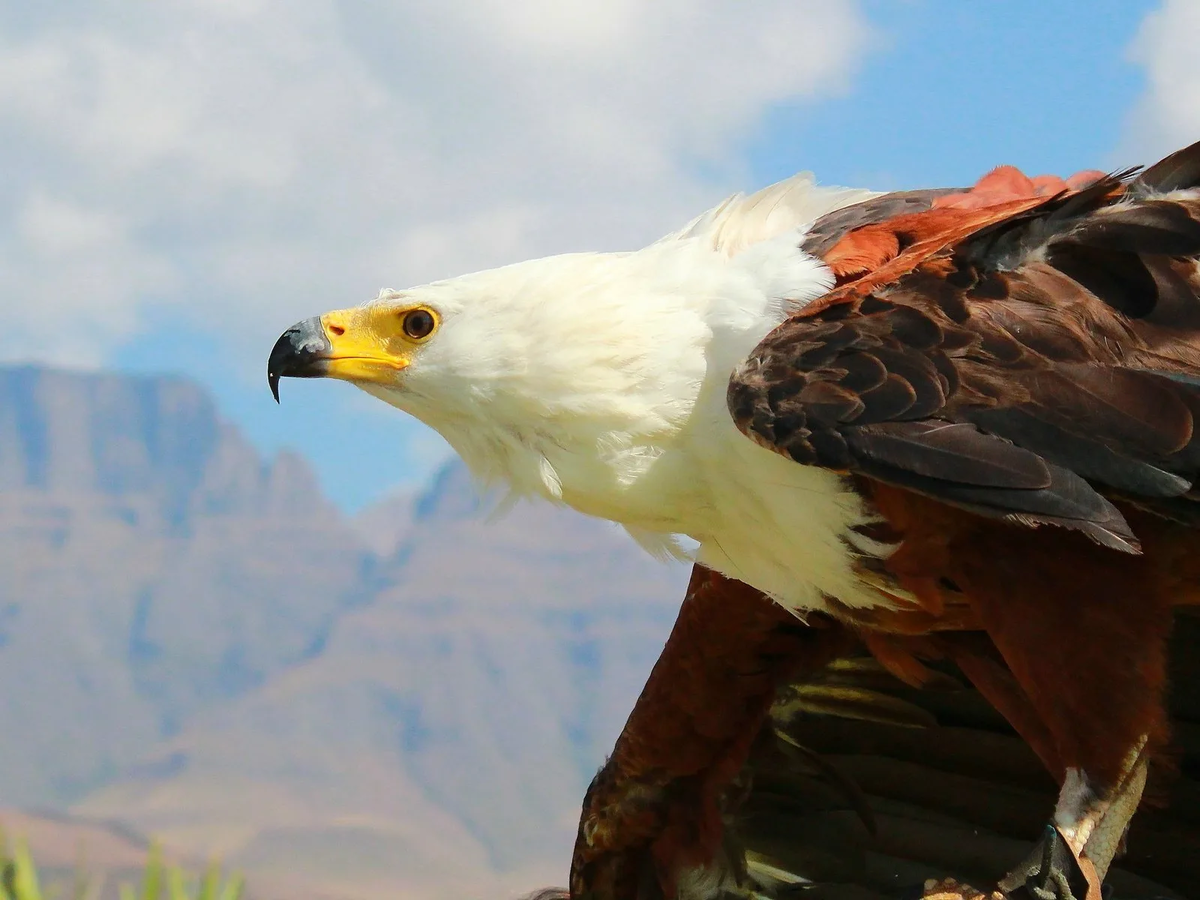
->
[0,837,243,900]
[0,841,43,900]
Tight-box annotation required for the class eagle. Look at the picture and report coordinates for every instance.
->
[268,140,1200,900]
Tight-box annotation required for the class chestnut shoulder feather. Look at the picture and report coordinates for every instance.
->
[729,140,1200,552]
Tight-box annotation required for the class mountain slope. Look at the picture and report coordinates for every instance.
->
[0,364,690,899]
[75,462,688,898]
[0,366,370,802]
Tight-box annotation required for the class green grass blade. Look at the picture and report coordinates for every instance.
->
[216,872,243,900]
[11,841,43,900]
[0,835,245,900]
[164,866,187,900]
[138,845,163,900]
[195,863,220,900]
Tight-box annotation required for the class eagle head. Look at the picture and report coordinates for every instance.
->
[264,250,751,505]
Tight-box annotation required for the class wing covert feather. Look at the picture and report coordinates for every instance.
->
[730,140,1200,550]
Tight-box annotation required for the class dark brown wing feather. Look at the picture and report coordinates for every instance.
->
[719,609,1200,899]
[558,595,1200,900]
[729,139,1200,552]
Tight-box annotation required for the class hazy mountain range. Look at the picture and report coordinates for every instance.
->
[0,364,690,899]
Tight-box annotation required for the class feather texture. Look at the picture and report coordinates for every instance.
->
[563,141,1200,900]
[564,572,1200,900]
[276,138,1200,900]
[730,145,1200,547]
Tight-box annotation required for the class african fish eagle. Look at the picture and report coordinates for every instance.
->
[269,140,1200,900]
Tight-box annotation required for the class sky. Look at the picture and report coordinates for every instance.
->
[3,0,1200,512]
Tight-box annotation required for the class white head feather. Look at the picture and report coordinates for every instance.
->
[345,174,892,612]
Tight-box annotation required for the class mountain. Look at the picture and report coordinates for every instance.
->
[0,365,689,898]
[349,489,417,556]
[0,366,371,804]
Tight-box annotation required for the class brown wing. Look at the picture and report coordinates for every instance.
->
[559,568,1200,900]
[568,566,856,900]
[723,608,1200,899]
[729,141,1200,553]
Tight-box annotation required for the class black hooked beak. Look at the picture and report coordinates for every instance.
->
[267,316,332,402]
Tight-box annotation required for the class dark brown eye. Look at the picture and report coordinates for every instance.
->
[402,308,436,340]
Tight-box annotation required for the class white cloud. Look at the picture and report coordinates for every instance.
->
[0,0,869,369]
[1120,0,1200,162]
[0,191,173,364]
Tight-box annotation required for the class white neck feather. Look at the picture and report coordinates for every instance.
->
[370,232,829,511]
[359,174,893,612]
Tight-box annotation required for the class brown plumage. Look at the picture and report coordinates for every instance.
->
[569,141,1200,900]
[570,569,855,900]
[565,579,1200,900]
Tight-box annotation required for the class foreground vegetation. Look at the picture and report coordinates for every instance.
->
[0,840,243,900]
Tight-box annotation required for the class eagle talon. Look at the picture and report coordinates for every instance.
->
[998,824,1093,900]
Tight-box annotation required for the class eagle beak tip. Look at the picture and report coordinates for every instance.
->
[267,316,331,399]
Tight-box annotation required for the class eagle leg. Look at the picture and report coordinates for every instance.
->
[929,513,1176,900]
[999,744,1148,900]
[911,750,1147,900]
[996,824,1096,900]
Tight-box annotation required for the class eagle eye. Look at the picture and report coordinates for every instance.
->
[401,308,437,341]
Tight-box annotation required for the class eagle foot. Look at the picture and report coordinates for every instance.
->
[919,877,1005,900]
[997,824,1100,900]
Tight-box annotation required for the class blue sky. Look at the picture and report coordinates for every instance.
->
[5,0,1195,512]
[752,1,1152,189]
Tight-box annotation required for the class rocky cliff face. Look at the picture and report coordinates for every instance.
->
[0,365,371,801]
[0,365,689,899]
